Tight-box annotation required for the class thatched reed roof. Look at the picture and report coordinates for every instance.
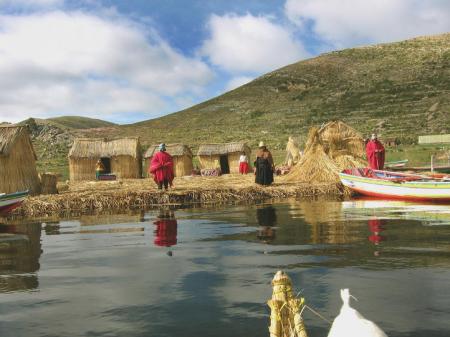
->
[69,137,140,159]
[197,142,250,156]
[0,126,35,157]
[144,144,192,158]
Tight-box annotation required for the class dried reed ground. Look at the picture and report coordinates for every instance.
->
[12,175,347,218]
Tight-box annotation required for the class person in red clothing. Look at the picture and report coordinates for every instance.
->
[239,152,250,174]
[149,143,174,190]
[366,133,385,170]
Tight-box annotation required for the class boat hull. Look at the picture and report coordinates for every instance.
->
[339,172,450,202]
[0,191,28,215]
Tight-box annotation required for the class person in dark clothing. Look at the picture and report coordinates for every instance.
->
[254,141,275,185]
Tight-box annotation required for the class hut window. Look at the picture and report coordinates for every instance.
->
[100,157,111,174]
[219,155,230,174]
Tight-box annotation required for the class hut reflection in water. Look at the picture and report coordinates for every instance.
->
[0,220,42,292]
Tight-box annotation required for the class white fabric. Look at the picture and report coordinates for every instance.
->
[328,289,388,337]
[239,155,248,163]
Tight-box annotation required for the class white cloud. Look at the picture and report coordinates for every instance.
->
[225,76,254,91]
[0,0,64,8]
[285,0,450,48]
[201,13,308,74]
[0,11,213,122]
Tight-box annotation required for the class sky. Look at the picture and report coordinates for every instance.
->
[0,0,449,124]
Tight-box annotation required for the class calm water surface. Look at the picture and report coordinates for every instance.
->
[0,199,450,337]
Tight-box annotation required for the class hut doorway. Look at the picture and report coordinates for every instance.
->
[219,155,230,174]
[100,157,111,174]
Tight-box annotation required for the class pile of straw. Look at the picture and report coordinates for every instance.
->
[284,128,340,183]
[334,155,367,171]
[284,121,367,184]
[319,121,365,160]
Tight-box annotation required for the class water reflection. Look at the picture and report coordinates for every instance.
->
[0,220,42,292]
[0,201,449,337]
[256,206,277,243]
[153,208,178,250]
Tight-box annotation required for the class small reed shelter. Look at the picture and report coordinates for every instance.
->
[197,142,251,174]
[144,144,193,177]
[0,126,41,195]
[68,137,142,181]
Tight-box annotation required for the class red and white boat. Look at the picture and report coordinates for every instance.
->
[339,169,450,202]
[0,190,29,215]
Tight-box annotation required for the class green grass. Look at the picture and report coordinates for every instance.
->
[30,33,450,178]
[46,116,115,129]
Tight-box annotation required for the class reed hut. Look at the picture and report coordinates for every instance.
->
[197,142,251,174]
[68,137,142,181]
[0,126,41,195]
[144,144,193,177]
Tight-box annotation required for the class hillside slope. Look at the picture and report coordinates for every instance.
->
[45,116,116,130]
[119,33,450,150]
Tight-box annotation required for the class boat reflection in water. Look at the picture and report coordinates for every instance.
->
[153,208,178,255]
[256,206,277,243]
[0,220,42,292]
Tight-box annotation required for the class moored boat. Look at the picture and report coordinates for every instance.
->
[0,190,29,215]
[339,168,450,202]
[385,159,408,168]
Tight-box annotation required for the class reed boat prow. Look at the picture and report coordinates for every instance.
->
[339,168,450,202]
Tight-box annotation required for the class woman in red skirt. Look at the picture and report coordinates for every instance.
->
[239,151,250,174]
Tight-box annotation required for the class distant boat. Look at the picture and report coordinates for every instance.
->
[339,169,450,202]
[389,165,450,174]
[0,190,29,215]
[385,159,408,168]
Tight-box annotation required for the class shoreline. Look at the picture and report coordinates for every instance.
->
[9,175,349,219]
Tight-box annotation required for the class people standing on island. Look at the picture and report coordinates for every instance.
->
[254,141,275,186]
[239,151,250,174]
[366,133,385,170]
[149,143,174,190]
[95,159,105,180]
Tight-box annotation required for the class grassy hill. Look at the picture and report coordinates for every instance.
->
[117,33,450,151]
[45,116,116,130]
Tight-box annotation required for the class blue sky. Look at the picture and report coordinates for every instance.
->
[0,0,449,124]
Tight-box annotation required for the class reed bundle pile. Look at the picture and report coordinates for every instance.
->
[284,128,340,183]
[40,173,58,195]
[285,136,301,167]
[334,155,367,171]
[319,121,365,160]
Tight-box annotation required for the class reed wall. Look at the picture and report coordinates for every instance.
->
[69,155,141,181]
[0,132,41,195]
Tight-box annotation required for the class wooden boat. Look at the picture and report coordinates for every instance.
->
[339,169,450,201]
[385,159,408,168]
[0,190,29,215]
[389,165,450,173]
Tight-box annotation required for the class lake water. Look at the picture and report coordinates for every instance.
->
[1,199,450,337]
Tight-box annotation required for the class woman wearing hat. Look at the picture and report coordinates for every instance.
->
[149,143,174,190]
[254,141,275,185]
